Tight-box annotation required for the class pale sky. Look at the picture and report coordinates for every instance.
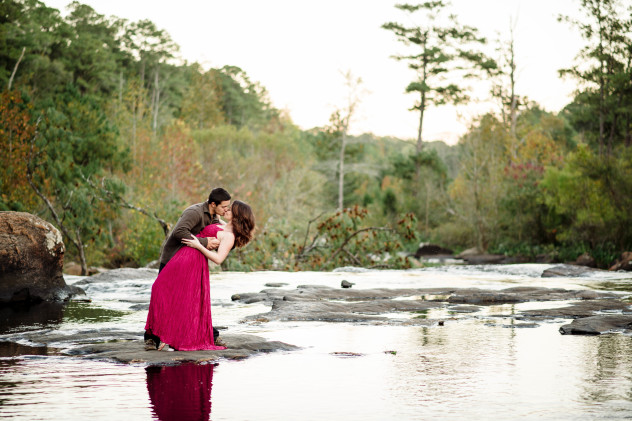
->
[45,0,585,144]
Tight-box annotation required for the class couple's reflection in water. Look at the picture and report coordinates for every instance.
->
[146,363,217,421]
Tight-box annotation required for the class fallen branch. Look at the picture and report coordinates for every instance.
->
[296,211,326,262]
[322,226,394,269]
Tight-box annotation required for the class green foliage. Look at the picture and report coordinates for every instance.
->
[541,145,632,251]
[559,0,632,154]
[215,66,279,130]
[3,0,631,273]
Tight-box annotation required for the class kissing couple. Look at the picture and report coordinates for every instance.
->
[144,187,255,351]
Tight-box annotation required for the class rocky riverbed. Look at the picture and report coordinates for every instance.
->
[2,265,632,421]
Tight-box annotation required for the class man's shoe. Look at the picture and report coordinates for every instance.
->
[214,337,227,347]
[145,338,157,351]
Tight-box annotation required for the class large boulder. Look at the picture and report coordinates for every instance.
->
[609,252,632,271]
[0,212,83,304]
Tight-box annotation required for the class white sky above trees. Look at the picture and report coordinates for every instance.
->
[45,0,585,144]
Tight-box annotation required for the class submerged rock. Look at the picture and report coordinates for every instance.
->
[0,211,84,304]
[559,315,632,335]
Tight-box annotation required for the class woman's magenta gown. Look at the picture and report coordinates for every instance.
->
[145,224,226,351]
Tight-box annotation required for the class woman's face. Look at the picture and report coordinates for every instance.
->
[224,207,233,223]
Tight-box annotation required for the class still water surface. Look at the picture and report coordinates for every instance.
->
[1,265,632,420]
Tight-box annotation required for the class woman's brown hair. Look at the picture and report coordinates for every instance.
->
[231,200,255,248]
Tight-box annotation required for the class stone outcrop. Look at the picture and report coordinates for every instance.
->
[0,212,84,304]
[559,315,632,335]
[541,264,602,277]
[232,284,625,327]
[66,333,299,364]
[609,252,632,271]
[73,267,158,285]
[574,252,596,267]
[414,243,454,258]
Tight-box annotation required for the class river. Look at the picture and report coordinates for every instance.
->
[1,264,632,420]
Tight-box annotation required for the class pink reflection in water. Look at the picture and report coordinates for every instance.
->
[146,363,216,421]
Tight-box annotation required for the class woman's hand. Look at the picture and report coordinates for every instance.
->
[182,234,203,250]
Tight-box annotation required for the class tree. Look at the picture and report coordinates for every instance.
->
[447,115,510,251]
[25,86,129,274]
[330,70,366,210]
[382,1,494,154]
[180,63,224,129]
[490,17,523,140]
[215,65,278,130]
[559,0,632,155]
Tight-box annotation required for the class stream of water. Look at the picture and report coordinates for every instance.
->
[1,265,632,420]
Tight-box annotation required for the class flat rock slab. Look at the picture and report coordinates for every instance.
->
[66,334,299,365]
[541,264,603,277]
[520,300,632,319]
[74,268,158,285]
[559,315,632,335]
[246,298,442,324]
[233,285,629,328]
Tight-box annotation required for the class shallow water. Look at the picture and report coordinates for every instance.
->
[1,265,632,420]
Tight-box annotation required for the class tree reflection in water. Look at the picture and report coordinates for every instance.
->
[146,363,216,421]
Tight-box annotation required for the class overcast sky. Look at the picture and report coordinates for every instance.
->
[44,0,586,144]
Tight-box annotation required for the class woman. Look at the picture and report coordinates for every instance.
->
[145,200,255,351]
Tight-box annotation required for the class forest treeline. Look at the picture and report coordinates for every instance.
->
[1,0,631,274]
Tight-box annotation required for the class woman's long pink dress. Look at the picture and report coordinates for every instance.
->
[145,224,226,351]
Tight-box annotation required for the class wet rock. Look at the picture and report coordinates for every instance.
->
[447,286,616,305]
[574,253,596,268]
[559,315,632,335]
[234,284,626,327]
[330,352,364,357]
[456,247,482,258]
[341,280,354,288]
[74,267,158,285]
[520,300,631,320]
[145,260,161,269]
[414,244,454,258]
[246,297,444,323]
[448,305,481,313]
[70,334,299,364]
[541,264,602,277]
[0,341,60,357]
[609,252,632,271]
[264,282,289,288]
[0,211,84,304]
[461,254,507,265]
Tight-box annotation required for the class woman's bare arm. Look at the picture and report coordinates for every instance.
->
[182,233,235,264]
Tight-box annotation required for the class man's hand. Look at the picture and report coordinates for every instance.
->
[206,237,220,250]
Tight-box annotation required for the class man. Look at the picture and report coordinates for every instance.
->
[145,187,231,349]
[158,187,231,273]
